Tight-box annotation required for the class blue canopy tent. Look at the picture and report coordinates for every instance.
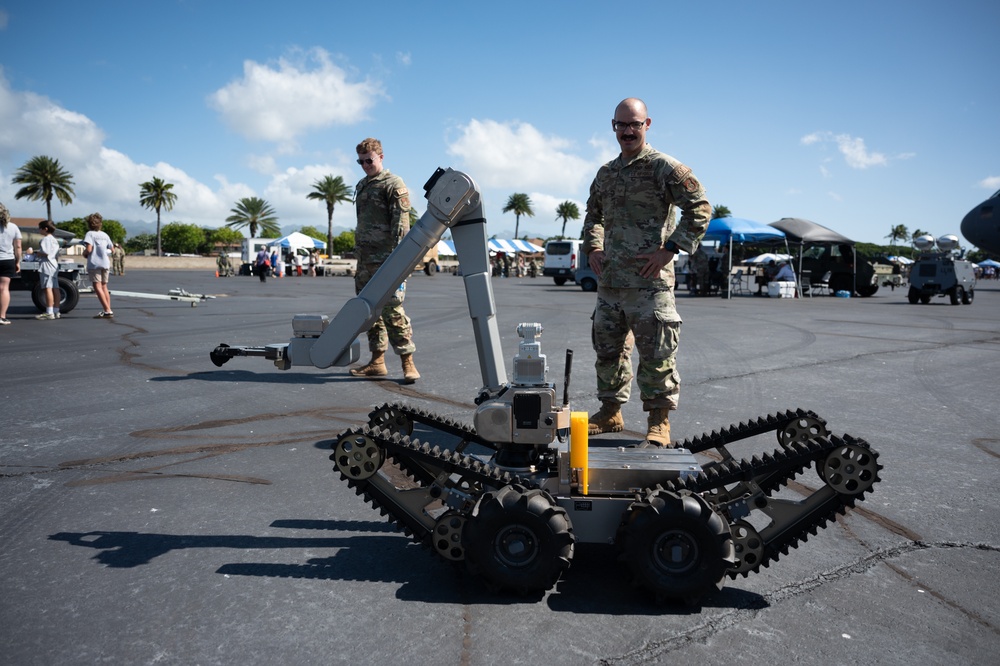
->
[703,217,787,298]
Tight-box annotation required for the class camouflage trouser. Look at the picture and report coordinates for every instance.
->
[355,263,416,355]
[592,286,681,411]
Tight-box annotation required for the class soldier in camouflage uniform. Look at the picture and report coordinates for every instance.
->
[690,246,711,295]
[582,98,711,446]
[348,137,420,384]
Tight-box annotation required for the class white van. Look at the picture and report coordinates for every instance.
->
[543,239,583,285]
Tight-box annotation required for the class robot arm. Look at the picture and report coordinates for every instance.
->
[210,168,509,393]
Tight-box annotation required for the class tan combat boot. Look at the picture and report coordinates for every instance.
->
[350,350,387,377]
[588,400,624,435]
[400,353,420,384]
[645,408,671,447]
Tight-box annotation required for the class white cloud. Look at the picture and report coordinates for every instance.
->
[447,119,596,191]
[800,131,902,169]
[208,47,385,143]
[0,70,250,228]
[397,52,412,67]
[979,175,1000,190]
[263,163,358,229]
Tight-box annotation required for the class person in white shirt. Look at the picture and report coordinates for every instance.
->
[83,212,115,318]
[35,220,61,319]
[0,202,22,325]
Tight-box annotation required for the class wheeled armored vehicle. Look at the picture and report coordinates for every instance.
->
[210,168,881,604]
[907,234,976,305]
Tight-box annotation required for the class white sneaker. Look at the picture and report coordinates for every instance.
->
[36,313,56,320]
[0,318,10,325]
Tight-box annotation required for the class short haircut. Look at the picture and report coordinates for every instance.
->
[86,212,103,230]
[39,220,56,234]
[356,137,383,156]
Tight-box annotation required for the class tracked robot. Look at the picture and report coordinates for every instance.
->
[210,168,881,603]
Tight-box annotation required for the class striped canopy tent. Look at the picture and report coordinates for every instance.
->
[488,238,544,254]
[435,240,458,256]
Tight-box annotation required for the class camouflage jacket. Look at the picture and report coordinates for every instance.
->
[354,169,411,263]
[582,144,710,289]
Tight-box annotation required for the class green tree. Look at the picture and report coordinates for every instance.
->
[712,204,732,219]
[885,224,909,246]
[226,197,279,238]
[331,229,356,256]
[139,176,178,257]
[306,175,354,255]
[203,226,245,255]
[56,219,87,239]
[503,193,534,238]
[555,201,580,239]
[57,217,125,244]
[11,155,76,222]
[125,233,157,254]
[298,225,327,243]
[161,222,205,255]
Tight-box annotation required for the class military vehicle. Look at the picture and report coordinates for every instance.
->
[10,225,87,314]
[209,168,881,604]
[798,243,884,296]
[907,234,976,305]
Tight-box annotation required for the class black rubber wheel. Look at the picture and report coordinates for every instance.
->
[828,273,852,295]
[920,294,931,304]
[579,277,597,292]
[31,277,80,313]
[618,489,733,604]
[462,484,574,594]
[554,277,567,286]
[950,287,961,305]
[962,288,974,305]
[907,287,919,304]
[856,283,878,297]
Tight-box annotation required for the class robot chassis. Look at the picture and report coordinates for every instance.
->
[211,168,881,604]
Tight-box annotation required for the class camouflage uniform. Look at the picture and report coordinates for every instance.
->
[354,169,415,355]
[112,245,125,276]
[690,246,710,295]
[582,144,710,411]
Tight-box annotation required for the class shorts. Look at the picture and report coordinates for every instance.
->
[40,270,58,289]
[89,267,110,284]
[0,259,16,279]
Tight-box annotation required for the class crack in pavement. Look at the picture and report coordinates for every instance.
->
[599,540,1000,665]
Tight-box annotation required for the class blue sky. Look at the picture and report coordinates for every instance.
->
[0,0,997,246]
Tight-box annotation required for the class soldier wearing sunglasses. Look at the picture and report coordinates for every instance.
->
[582,98,711,447]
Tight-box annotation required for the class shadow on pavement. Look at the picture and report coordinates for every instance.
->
[49,521,767,614]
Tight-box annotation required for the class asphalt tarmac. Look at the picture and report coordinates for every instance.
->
[2,269,999,665]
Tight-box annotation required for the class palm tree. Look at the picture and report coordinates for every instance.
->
[139,176,178,257]
[885,224,909,247]
[712,204,732,219]
[502,193,534,238]
[555,201,580,238]
[226,197,280,239]
[11,155,76,222]
[306,175,353,254]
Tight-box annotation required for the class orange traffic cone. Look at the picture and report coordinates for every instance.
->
[215,270,219,278]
